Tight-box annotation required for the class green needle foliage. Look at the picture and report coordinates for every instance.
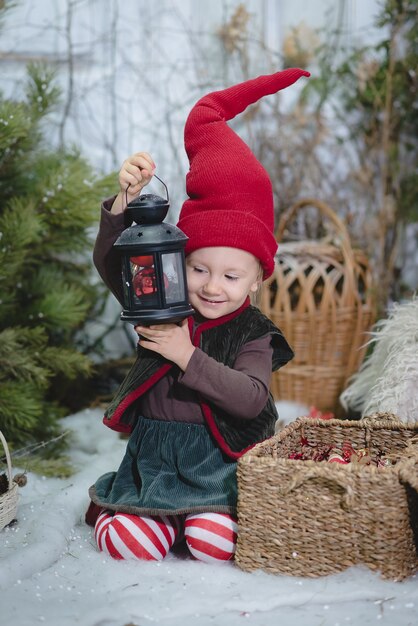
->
[0,63,114,464]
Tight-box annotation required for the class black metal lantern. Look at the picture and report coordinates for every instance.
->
[113,179,194,324]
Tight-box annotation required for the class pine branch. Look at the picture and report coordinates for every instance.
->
[0,326,49,385]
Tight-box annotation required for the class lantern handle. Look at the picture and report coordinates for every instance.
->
[124,175,170,208]
[153,174,169,202]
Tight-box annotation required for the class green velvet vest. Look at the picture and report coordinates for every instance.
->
[102,300,293,459]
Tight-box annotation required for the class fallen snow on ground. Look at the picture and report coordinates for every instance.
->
[0,406,417,626]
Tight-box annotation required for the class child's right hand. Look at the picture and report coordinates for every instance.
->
[111,152,156,215]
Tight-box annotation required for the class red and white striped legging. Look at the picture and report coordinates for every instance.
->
[95,510,238,563]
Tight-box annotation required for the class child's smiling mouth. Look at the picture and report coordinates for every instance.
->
[199,296,226,304]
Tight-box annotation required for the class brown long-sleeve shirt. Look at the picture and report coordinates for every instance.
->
[94,200,274,424]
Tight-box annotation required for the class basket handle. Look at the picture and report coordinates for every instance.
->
[398,456,418,492]
[276,198,351,246]
[278,465,354,510]
[275,197,360,312]
[0,430,13,487]
[277,198,356,279]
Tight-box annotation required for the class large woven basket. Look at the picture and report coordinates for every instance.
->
[0,431,19,531]
[236,414,418,580]
[261,198,376,413]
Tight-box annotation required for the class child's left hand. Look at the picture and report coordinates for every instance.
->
[135,319,195,371]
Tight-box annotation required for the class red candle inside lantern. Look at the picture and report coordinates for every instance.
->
[131,255,169,297]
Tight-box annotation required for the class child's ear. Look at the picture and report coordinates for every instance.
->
[250,279,261,293]
[250,264,263,293]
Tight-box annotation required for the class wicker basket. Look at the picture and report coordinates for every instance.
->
[0,431,19,531]
[261,198,376,413]
[236,414,418,580]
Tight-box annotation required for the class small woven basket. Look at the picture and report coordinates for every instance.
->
[236,414,418,580]
[0,431,19,531]
[261,198,376,413]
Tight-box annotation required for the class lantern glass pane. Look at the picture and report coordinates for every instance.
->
[162,252,186,304]
[121,263,130,304]
[130,254,159,307]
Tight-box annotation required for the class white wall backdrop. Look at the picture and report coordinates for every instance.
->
[0,0,383,219]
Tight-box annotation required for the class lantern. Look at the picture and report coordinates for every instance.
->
[113,179,194,324]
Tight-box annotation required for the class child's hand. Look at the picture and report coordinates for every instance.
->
[111,152,156,214]
[119,152,155,197]
[135,319,195,371]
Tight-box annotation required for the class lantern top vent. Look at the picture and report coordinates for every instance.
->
[126,193,169,225]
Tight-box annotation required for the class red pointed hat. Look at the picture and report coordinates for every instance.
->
[177,68,310,278]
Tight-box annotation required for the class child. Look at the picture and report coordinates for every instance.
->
[87,68,309,563]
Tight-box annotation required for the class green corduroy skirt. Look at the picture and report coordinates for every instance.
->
[89,416,238,517]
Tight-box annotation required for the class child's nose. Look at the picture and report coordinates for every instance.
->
[203,276,221,294]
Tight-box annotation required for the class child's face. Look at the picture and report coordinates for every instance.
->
[186,247,261,319]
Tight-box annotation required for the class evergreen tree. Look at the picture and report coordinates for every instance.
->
[0,63,114,458]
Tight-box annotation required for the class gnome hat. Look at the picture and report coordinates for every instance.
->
[177,68,310,278]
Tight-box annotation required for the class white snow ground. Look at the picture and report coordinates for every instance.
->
[1,406,417,626]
